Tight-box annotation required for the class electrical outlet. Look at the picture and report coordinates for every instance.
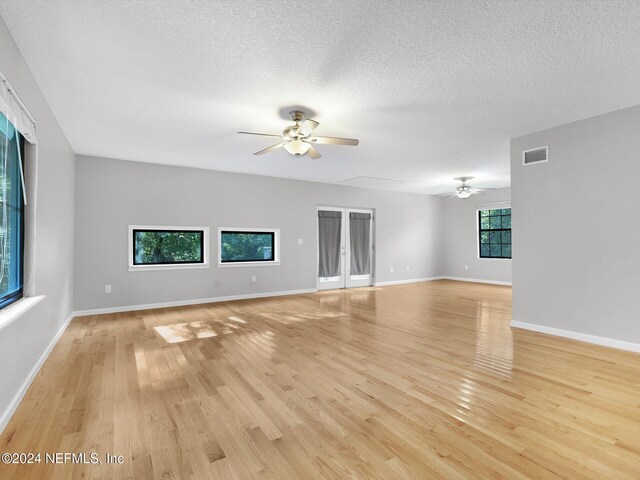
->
[105,284,112,294]
[389,267,394,273]
[297,238,303,245]
[251,275,257,283]
[464,265,469,270]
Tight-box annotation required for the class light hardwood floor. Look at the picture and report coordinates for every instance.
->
[1,280,640,479]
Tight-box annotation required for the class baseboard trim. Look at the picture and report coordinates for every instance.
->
[441,276,512,286]
[373,276,512,287]
[373,276,444,287]
[73,288,319,317]
[0,312,75,434]
[511,320,640,353]
[76,277,510,315]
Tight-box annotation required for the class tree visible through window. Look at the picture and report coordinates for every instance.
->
[133,230,204,265]
[220,231,275,263]
[479,208,511,259]
[0,112,25,309]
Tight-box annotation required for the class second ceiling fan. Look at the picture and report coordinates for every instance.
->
[238,110,359,159]
[438,177,495,199]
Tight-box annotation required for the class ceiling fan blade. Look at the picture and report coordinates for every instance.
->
[307,136,359,146]
[238,131,283,138]
[435,191,456,197]
[307,145,321,160]
[296,119,319,137]
[253,142,288,155]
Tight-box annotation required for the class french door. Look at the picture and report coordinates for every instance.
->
[317,206,374,290]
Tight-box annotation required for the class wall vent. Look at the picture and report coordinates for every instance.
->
[522,146,548,166]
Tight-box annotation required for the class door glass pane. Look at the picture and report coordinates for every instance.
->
[319,276,341,283]
[349,212,371,276]
[318,211,342,277]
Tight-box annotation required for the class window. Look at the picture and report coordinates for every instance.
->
[128,226,209,270]
[0,112,25,309]
[218,228,280,266]
[478,208,511,259]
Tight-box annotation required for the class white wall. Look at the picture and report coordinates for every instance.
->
[511,105,640,345]
[0,17,75,430]
[74,155,444,312]
[441,188,511,284]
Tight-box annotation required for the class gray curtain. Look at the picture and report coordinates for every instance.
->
[318,210,342,277]
[349,212,371,275]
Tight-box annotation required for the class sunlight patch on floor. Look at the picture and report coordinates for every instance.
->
[474,302,513,378]
[260,309,348,324]
[228,316,247,324]
[154,321,218,343]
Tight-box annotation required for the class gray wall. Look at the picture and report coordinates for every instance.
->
[511,105,640,343]
[74,156,444,311]
[0,17,75,428]
[441,188,511,283]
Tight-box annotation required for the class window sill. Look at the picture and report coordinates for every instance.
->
[0,295,46,332]
[477,257,512,261]
[218,261,280,268]
[128,264,210,272]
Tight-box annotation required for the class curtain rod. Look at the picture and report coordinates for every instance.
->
[0,70,37,128]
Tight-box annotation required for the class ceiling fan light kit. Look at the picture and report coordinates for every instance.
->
[456,188,473,199]
[284,139,311,156]
[238,110,359,159]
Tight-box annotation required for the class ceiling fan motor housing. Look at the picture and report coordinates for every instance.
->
[283,125,300,139]
[289,110,305,122]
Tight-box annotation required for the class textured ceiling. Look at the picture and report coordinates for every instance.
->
[1,1,640,194]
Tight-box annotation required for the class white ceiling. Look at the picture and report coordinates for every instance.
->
[2,1,640,194]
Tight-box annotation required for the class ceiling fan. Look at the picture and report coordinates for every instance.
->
[438,177,494,199]
[238,110,359,159]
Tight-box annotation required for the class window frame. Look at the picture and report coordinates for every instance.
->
[0,128,25,310]
[128,225,210,272]
[477,208,512,260]
[217,227,280,267]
